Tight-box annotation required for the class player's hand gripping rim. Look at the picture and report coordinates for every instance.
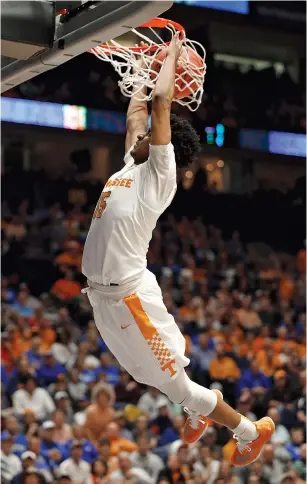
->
[167,31,183,62]
[133,41,150,72]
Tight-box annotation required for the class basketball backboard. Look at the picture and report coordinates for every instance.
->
[1,1,173,93]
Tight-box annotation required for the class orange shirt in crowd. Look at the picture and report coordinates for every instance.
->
[255,350,282,377]
[56,252,82,268]
[110,438,138,456]
[1,346,13,368]
[252,336,266,354]
[226,327,244,351]
[297,249,306,273]
[209,356,241,381]
[178,306,196,322]
[192,268,206,283]
[40,327,56,352]
[10,330,30,359]
[280,276,295,302]
[272,338,296,355]
[296,343,306,359]
[51,279,82,301]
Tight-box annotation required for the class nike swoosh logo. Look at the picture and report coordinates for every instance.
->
[121,324,132,330]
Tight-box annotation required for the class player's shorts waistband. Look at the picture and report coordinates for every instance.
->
[84,274,145,300]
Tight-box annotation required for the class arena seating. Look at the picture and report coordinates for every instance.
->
[1,167,306,483]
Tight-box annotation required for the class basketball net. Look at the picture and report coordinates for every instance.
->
[90,18,206,112]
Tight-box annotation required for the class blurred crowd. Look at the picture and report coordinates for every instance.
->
[4,54,306,134]
[1,168,306,483]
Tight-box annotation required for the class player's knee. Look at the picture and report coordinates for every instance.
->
[159,370,192,404]
[160,370,218,416]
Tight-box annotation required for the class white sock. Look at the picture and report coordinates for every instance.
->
[231,417,259,442]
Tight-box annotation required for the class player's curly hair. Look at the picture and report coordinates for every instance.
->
[170,113,202,167]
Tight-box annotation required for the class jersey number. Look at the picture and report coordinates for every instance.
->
[93,191,111,219]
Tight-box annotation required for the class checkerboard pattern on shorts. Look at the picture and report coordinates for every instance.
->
[147,333,173,366]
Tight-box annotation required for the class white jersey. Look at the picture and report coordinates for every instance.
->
[82,143,176,285]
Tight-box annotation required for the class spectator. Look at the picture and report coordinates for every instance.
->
[39,421,66,471]
[236,394,257,422]
[56,241,82,270]
[52,409,73,444]
[151,399,174,435]
[138,386,170,419]
[27,436,53,479]
[114,367,141,405]
[67,368,87,402]
[285,428,305,461]
[59,440,91,484]
[54,391,75,425]
[110,451,153,483]
[87,459,109,483]
[37,352,67,386]
[131,435,164,481]
[132,415,157,448]
[194,443,220,484]
[11,451,52,484]
[12,374,55,421]
[11,288,34,318]
[255,339,282,377]
[157,454,186,484]
[51,270,82,303]
[95,353,120,386]
[235,295,262,332]
[237,360,271,398]
[67,425,99,464]
[4,414,28,457]
[208,342,240,387]
[0,431,22,482]
[262,370,300,412]
[105,422,138,456]
[260,444,285,484]
[113,411,134,441]
[52,328,78,367]
[20,467,47,484]
[159,415,185,446]
[26,333,44,369]
[292,443,306,480]
[267,407,290,446]
[29,310,56,352]
[190,332,216,373]
[83,383,115,444]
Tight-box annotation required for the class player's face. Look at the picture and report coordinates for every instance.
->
[131,131,151,164]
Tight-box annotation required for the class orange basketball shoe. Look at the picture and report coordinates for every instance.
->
[223,417,275,467]
[183,389,223,444]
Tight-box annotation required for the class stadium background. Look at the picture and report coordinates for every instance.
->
[1,1,306,483]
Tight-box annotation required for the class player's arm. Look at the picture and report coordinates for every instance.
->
[125,43,149,153]
[151,32,183,146]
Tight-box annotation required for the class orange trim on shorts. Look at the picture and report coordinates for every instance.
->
[124,293,177,377]
[124,293,158,340]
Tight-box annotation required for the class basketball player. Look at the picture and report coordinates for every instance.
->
[82,33,274,467]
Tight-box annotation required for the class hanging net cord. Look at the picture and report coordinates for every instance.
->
[91,23,207,112]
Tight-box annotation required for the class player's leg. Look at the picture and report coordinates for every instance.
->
[86,279,274,467]
[159,370,275,467]
[131,272,275,467]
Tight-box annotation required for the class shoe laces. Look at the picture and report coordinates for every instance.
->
[234,434,252,454]
[184,407,206,430]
